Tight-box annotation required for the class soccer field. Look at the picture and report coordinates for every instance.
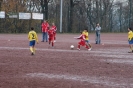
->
[0,33,133,88]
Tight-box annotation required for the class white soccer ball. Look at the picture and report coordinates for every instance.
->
[70,45,74,49]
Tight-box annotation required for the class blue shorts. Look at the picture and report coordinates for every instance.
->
[85,40,90,43]
[129,38,133,44]
[29,40,35,46]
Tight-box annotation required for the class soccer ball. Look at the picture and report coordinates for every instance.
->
[70,45,74,49]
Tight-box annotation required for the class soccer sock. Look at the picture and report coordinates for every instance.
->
[129,45,133,50]
[30,47,33,53]
[78,45,80,49]
[85,45,89,49]
[49,41,51,45]
[89,44,92,48]
[33,48,36,54]
[52,42,54,47]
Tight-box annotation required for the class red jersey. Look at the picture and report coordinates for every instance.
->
[48,29,54,37]
[51,25,57,33]
[75,34,86,46]
[41,22,49,32]
[76,34,85,40]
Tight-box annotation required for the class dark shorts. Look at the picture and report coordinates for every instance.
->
[78,40,86,46]
[49,35,54,41]
[29,40,35,46]
[129,39,133,44]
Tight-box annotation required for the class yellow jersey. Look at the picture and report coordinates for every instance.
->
[82,31,89,40]
[28,30,38,42]
[128,31,133,40]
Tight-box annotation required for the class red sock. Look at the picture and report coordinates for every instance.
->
[85,45,89,49]
[52,42,54,47]
[78,45,80,49]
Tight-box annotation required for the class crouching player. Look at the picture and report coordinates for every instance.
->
[74,32,91,51]
[28,27,38,55]
[48,26,55,47]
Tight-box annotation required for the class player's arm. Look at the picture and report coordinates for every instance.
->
[131,32,133,40]
[83,35,85,40]
[87,33,89,37]
[48,30,50,35]
[128,32,132,41]
[35,32,38,43]
[85,33,88,38]
[28,32,30,40]
[55,26,57,31]
[74,34,82,39]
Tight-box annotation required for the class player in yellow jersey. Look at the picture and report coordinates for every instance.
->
[128,27,133,53]
[28,27,38,55]
[82,29,92,50]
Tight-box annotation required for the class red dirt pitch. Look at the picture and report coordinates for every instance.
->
[0,33,133,88]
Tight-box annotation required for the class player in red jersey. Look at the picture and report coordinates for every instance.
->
[74,32,90,51]
[51,22,57,42]
[48,26,55,47]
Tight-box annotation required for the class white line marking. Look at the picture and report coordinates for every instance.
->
[0,46,92,53]
[97,54,133,59]
[0,46,129,54]
[101,41,127,44]
[26,73,133,87]
[0,47,131,59]
[101,59,133,65]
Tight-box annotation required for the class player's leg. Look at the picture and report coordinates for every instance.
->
[52,37,54,47]
[129,44,133,52]
[97,31,101,44]
[128,44,132,53]
[42,32,45,42]
[32,40,36,54]
[84,41,90,50]
[77,42,81,50]
[46,32,48,42]
[30,47,34,55]
[29,41,34,55]
[44,32,47,42]
[49,37,51,45]
[33,47,36,54]
[88,43,92,48]
[128,39,133,53]
[132,44,133,52]
[52,42,54,47]
[30,46,33,53]
[77,44,80,50]
[88,41,92,50]
[85,45,90,50]
[54,33,56,42]
[95,32,98,44]
[85,40,92,49]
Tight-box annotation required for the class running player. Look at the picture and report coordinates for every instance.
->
[48,26,55,47]
[28,27,38,55]
[128,27,133,53]
[51,22,57,42]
